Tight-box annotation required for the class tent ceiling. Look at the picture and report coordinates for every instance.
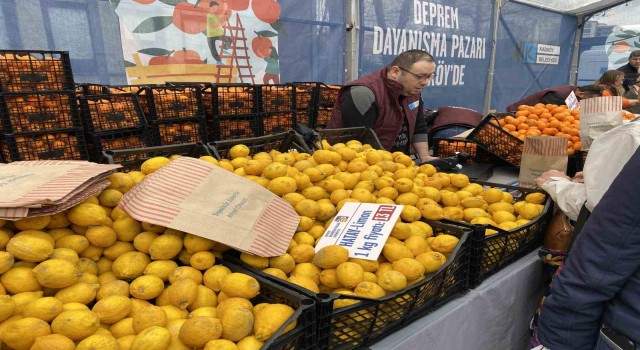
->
[510,0,629,16]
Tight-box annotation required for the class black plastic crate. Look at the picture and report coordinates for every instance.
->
[0,91,81,134]
[75,83,108,96]
[316,107,333,129]
[209,115,261,141]
[79,93,147,133]
[292,82,341,109]
[1,128,88,162]
[208,131,311,160]
[104,85,154,118]
[317,127,384,150]
[151,117,207,145]
[139,86,203,121]
[262,111,295,136]
[101,142,212,172]
[202,83,259,117]
[0,50,74,92]
[466,114,523,167]
[432,138,500,163]
[441,180,553,288]
[86,127,153,163]
[222,261,316,350]
[224,221,471,350]
[259,84,295,113]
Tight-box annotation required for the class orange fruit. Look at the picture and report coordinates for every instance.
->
[515,110,530,118]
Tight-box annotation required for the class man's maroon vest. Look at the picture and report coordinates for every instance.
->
[505,85,577,112]
[328,68,421,150]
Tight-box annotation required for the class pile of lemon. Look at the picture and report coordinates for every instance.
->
[208,141,545,303]
[0,163,297,350]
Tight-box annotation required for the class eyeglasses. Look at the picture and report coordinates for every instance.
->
[397,66,436,81]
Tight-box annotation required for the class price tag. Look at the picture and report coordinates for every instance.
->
[315,202,403,260]
[566,91,579,110]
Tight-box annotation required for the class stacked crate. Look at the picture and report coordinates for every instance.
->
[0,50,88,162]
[293,84,315,127]
[78,92,153,162]
[138,86,207,145]
[202,84,260,141]
[258,84,296,135]
[315,83,340,128]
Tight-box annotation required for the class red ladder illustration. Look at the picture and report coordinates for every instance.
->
[216,13,255,84]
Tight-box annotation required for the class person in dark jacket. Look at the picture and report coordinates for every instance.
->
[427,106,483,143]
[617,49,640,92]
[505,85,603,112]
[537,147,640,350]
[328,50,436,162]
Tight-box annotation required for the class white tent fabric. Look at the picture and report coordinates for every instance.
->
[511,0,628,16]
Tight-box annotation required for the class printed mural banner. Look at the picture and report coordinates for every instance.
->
[111,0,282,84]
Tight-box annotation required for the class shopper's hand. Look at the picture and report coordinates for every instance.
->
[535,169,570,187]
[572,171,584,183]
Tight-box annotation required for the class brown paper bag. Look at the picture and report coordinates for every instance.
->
[519,136,568,188]
[579,96,623,150]
[118,157,299,257]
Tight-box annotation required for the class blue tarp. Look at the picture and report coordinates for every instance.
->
[491,1,577,111]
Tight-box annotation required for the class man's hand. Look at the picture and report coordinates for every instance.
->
[535,169,570,187]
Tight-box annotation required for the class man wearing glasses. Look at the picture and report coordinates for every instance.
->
[328,50,437,162]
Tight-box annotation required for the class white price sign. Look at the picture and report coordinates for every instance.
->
[566,91,579,110]
[315,202,403,261]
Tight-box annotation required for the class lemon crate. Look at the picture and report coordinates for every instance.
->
[432,138,501,163]
[317,127,384,150]
[87,127,154,164]
[0,91,82,134]
[222,261,317,350]
[79,93,147,133]
[208,131,312,160]
[0,50,74,92]
[442,180,554,288]
[100,141,211,172]
[224,221,473,350]
[0,128,88,162]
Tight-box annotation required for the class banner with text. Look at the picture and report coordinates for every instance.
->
[359,0,494,111]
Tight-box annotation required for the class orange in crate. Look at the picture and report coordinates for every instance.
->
[435,139,477,159]
[156,120,204,145]
[217,118,258,140]
[1,92,79,133]
[262,113,293,135]
[1,131,87,162]
[0,51,73,92]
[146,87,201,120]
[81,94,145,132]
[260,85,294,112]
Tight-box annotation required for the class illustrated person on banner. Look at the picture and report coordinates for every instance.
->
[505,85,603,112]
[206,0,233,65]
[327,49,437,163]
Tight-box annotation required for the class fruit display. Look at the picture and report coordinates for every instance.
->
[214,118,260,141]
[80,93,146,133]
[144,87,203,121]
[154,119,206,145]
[202,85,258,117]
[260,85,294,113]
[0,92,80,133]
[1,131,87,162]
[86,129,152,162]
[0,163,312,350]
[434,139,479,159]
[0,51,73,92]
[263,113,294,135]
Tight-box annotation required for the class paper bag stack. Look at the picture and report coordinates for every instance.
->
[0,160,121,220]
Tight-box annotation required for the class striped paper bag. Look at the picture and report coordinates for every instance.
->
[519,136,568,188]
[579,96,623,150]
[118,157,299,257]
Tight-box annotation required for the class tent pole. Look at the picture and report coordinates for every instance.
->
[345,0,360,83]
[483,0,504,115]
[569,15,585,85]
